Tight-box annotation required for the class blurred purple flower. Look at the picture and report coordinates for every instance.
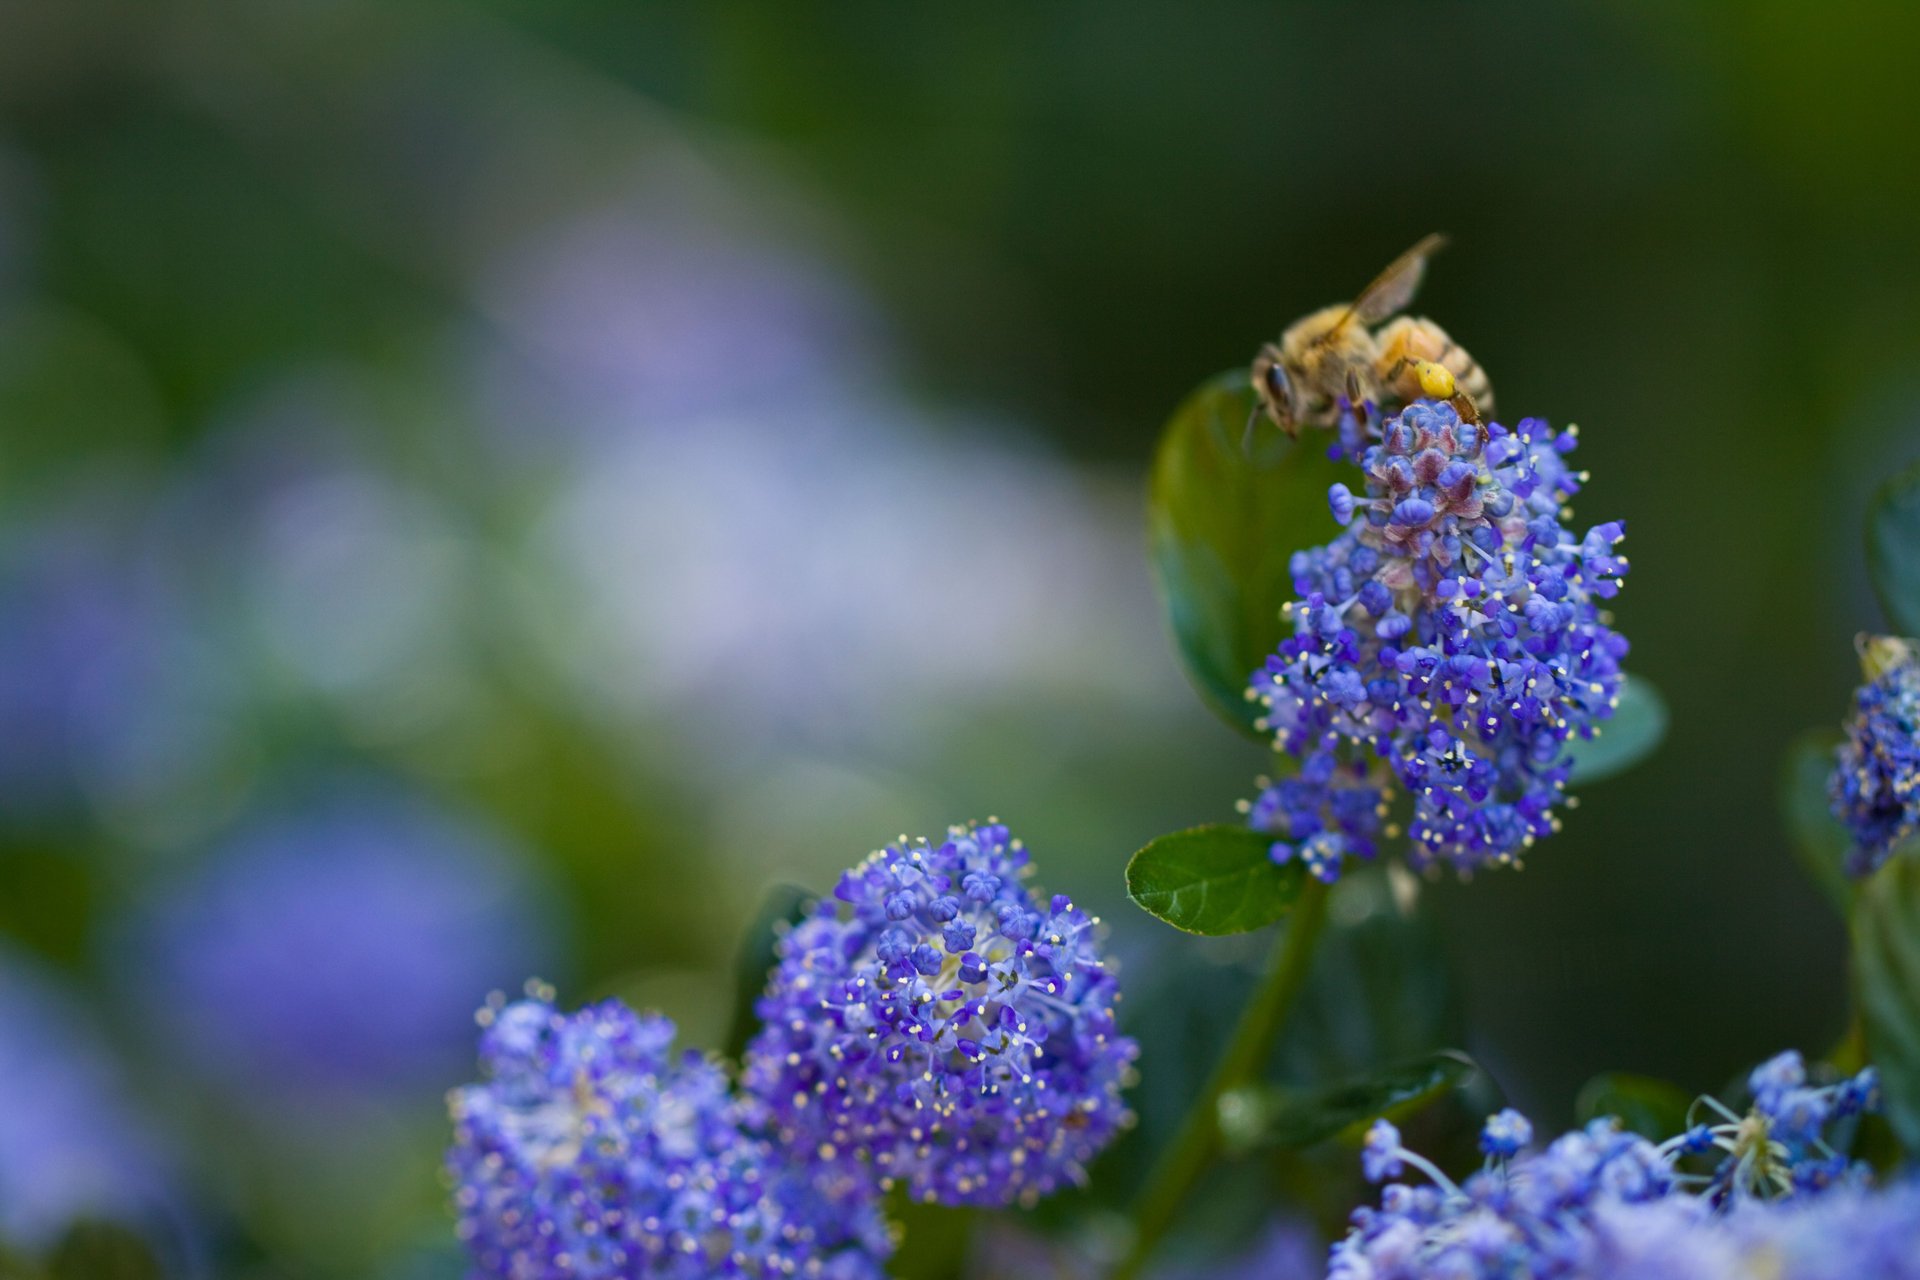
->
[471,194,886,442]
[0,490,227,826]
[525,408,1157,734]
[460,196,1182,765]
[157,377,483,740]
[1591,1181,1920,1279]
[0,949,169,1249]
[119,779,560,1100]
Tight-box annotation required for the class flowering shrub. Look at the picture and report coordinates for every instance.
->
[437,253,1920,1280]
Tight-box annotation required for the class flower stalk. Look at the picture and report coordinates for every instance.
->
[1112,877,1331,1280]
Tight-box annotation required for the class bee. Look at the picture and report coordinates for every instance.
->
[1250,233,1493,437]
[1374,314,1495,424]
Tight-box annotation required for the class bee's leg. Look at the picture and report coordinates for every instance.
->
[1376,355,1414,409]
[1449,389,1483,426]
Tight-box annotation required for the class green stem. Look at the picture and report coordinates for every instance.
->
[1111,878,1331,1280]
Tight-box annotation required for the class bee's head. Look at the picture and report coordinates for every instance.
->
[1251,345,1299,435]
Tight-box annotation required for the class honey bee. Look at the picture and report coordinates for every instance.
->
[1374,314,1494,423]
[1250,233,1493,437]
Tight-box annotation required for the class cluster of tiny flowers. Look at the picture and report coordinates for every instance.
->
[1244,398,1629,880]
[1587,1178,1920,1279]
[447,990,890,1279]
[743,822,1138,1207]
[1830,635,1920,877]
[1332,1051,1881,1280]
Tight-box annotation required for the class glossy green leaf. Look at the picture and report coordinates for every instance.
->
[1782,731,1854,909]
[1222,1050,1479,1154]
[1854,853,1920,1154]
[1565,675,1668,786]
[46,1223,161,1280]
[1574,1072,1694,1140]
[1146,370,1350,739]
[1126,824,1305,935]
[722,882,812,1061]
[1867,457,1920,637]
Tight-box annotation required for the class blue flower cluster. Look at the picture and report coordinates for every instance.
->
[448,989,892,1279]
[126,779,555,1102]
[1245,399,1629,880]
[0,949,171,1250]
[744,822,1137,1207]
[449,823,1134,1276]
[1590,1178,1920,1280]
[1333,1051,1883,1279]
[1830,635,1920,878]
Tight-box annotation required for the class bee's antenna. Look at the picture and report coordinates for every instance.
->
[1242,403,1261,455]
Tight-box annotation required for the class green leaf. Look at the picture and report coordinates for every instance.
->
[1126,824,1305,935]
[46,1222,161,1280]
[1146,370,1351,740]
[1565,675,1668,786]
[722,882,813,1061]
[1867,457,1920,637]
[1854,853,1920,1154]
[1222,1051,1479,1153]
[1574,1072,1694,1140]
[1782,731,1854,909]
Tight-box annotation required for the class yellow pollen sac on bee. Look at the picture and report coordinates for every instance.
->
[1413,359,1456,398]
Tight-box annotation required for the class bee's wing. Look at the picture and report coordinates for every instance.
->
[1347,232,1447,326]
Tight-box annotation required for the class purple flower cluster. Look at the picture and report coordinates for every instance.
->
[743,822,1137,1207]
[448,990,891,1279]
[1332,1051,1881,1279]
[0,949,171,1250]
[449,823,1133,1276]
[125,780,555,1101]
[1246,399,1629,880]
[1590,1179,1920,1279]
[1830,635,1920,877]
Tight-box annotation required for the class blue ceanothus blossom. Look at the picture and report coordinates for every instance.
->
[1587,1179,1920,1280]
[125,779,555,1099]
[1243,399,1629,881]
[1333,1051,1886,1279]
[1830,634,1920,877]
[448,991,891,1279]
[744,822,1137,1207]
[0,950,171,1249]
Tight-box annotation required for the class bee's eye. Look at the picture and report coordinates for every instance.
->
[1264,365,1292,402]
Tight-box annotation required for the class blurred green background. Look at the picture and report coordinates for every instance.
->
[1,1,1917,1276]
